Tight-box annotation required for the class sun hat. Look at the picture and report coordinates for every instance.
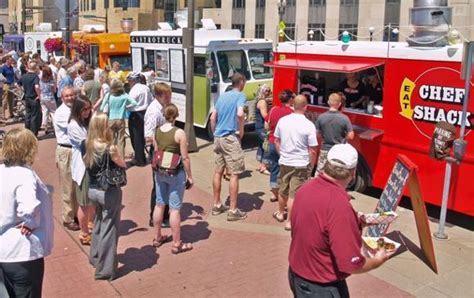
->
[327,144,358,170]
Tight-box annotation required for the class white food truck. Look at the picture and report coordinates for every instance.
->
[24,23,65,61]
[130,20,273,133]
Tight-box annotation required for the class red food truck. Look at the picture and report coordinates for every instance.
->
[266,40,473,216]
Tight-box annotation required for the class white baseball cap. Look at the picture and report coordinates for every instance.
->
[327,144,358,169]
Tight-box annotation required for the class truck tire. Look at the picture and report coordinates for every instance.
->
[349,154,372,193]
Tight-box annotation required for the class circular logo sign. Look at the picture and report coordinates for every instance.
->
[400,67,473,139]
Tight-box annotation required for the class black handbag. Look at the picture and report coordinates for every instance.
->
[96,147,127,191]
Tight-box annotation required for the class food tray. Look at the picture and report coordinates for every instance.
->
[362,236,401,258]
[363,211,398,225]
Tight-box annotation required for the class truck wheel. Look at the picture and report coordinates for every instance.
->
[349,155,372,193]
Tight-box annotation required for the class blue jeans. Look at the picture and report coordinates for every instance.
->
[154,169,186,210]
[256,128,269,163]
[267,143,280,189]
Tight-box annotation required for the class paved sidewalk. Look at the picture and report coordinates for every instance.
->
[5,125,472,297]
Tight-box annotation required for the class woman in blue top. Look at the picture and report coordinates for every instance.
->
[100,79,137,158]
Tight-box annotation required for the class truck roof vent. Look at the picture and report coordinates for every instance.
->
[408,0,452,47]
[83,24,105,33]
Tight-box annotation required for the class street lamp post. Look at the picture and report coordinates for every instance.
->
[277,0,287,22]
[369,26,375,41]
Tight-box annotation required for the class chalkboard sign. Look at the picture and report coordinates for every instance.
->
[367,155,438,273]
[367,157,411,237]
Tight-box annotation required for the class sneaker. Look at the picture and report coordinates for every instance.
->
[227,209,247,221]
[211,204,229,216]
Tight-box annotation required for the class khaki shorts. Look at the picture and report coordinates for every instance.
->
[316,149,329,175]
[278,164,311,198]
[214,134,245,175]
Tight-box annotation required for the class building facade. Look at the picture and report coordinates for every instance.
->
[203,0,474,42]
[77,0,217,33]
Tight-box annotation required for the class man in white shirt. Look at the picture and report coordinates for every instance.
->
[144,82,172,227]
[127,72,153,166]
[52,86,79,231]
[274,95,318,231]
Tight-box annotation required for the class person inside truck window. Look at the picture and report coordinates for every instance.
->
[339,72,367,109]
[299,76,318,105]
[365,68,383,106]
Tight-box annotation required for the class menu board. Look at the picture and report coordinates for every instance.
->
[367,155,438,273]
[367,158,410,237]
[169,49,185,84]
[131,48,142,73]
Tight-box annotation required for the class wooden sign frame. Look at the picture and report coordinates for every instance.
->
[369,154,438,273]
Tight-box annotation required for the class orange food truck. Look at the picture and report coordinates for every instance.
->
[267,40,473,217]
[71,25,131,71]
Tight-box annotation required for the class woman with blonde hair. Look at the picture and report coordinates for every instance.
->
[100,79,137,157]
[85,112,126,280]
[68,95,94,245]
[0,128,54,297]
[152,103,194,254]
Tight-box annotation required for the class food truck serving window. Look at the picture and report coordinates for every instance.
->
[248,49,272,80]
[145,50,170,80]
[266,58,385,116]
[110,55,132,71]
[217,50,251,82]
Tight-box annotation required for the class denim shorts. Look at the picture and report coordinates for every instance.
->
[154,169,186,209]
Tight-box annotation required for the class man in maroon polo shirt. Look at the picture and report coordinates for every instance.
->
[288,144,394,297]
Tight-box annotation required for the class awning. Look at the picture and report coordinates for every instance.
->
[265,58,384,73]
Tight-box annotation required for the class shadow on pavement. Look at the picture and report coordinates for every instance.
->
[119,219,148,237]
[388,230,437,272]
[225,191,265,213]
[181,202,205,222]
[181,221,212,244]
[116,245,159,278]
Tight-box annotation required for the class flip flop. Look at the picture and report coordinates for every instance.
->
[272,211,285,222]
[269,197,278,202]
[152,235,172,248]
[172,241,193,254]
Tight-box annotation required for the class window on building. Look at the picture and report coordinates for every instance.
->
[308,0,326,41]
[154,0,164,9]
[164,0,178,24]
[308,24,325,41]
[114,0,140,8]
[256,0,265,8]
[232,24,245,38]
[383,0,400,41]
[104,0,109,8]
[286,23,296,40]
[232,0,245,8]
[255,24,265,38]
[86,0,89,11]
[92,0,96,10]
[339,0,359,41]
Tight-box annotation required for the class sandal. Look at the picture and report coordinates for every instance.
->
[171,241,193,254]
[152,235,172,248]
[269,197,278,203]
[272,211,285,223]
[79,232,92,246]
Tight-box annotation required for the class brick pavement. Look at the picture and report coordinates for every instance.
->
[20,132,413,298]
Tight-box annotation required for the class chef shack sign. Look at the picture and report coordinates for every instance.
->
[400,67,473,138]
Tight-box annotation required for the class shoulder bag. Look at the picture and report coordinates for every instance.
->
[96,146,127,191]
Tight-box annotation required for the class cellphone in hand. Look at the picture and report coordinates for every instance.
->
[185,179,192,189]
